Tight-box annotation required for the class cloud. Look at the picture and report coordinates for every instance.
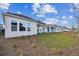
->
[69,15,74,19]
[4,10,8,13]
[37,14,45,17]
[43,18,59,24]
[62,15,74,20]
[0,3,10,10]
[73,3,79,9]
[61,20,68,25]
[16,11,22,14]
[69,8,74,12]
[40,4,58,15]
[32,3,58,17]
[32,3,40,13]
[43,17,68,27]
[73,3,79,11]
[62,16,66,19]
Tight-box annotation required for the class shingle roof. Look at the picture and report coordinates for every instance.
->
[3,12,45,24]
[53,25,71,30]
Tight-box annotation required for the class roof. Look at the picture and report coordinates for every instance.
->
[53,25,71,30]
[2,12,71,30]
[3,12,45,24]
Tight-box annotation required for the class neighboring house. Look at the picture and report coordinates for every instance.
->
[37,23,54,33]
[2,12,70,38]
[0,24,3,31]
[37,22,46,33]
[63,26,71,32]
[52,25,71,32]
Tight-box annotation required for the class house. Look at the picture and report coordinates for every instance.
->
[3,12,52,38]
[52,25,71,32]
[37,21,46,33]
[2,12,70,38]
[3,12,39,38]
[37,23,54,33]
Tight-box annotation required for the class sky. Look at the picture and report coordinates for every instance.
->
[0,3,78,28]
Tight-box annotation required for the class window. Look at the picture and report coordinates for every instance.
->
[27,27,31,31]
[27,23,31,31]
[11,22,17,31]
[40,29,41,31]
[19,23,26,31]
[47,27,49,32]
[51,27,54,32]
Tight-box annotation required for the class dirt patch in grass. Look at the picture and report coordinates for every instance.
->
[0,32,79,56]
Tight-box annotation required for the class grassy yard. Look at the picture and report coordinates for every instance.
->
[37,32,77,49]
[0,31,78,55]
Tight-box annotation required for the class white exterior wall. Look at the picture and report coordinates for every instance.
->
[37,25,48,33]
[39,26,53,33]
[49,26,52,32]
[55,27,62,32]
[43,26,48,33]
[46,26,53,33]
[4,16,37,38]
[38,26,43,33]
[54,26,70,32]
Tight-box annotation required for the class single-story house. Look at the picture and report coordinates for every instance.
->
[2,12,70,38]
[52,25,71,32]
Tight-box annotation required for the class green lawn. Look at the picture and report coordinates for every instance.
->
[37,32,77,49]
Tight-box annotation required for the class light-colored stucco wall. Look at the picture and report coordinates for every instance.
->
[53,26,70,32]
[4,16,37,38]
[4,14,71,38]
[37,25,48,33]
[37,25,54,33]
[37,26,43,33]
